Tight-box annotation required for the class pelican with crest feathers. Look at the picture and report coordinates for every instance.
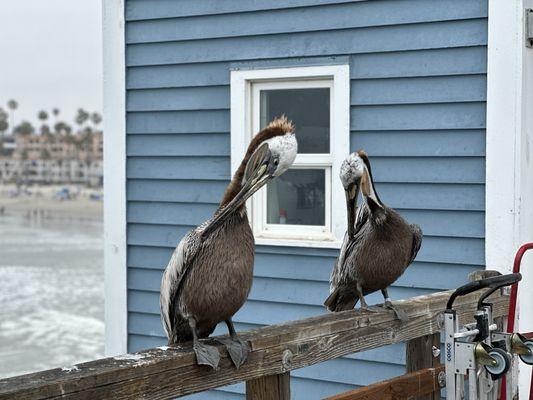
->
[324,151,422,321]
[160,117,297,369]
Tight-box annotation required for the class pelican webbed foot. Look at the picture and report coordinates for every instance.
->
[381,289,408,322]
[189,317,221,369]
[383,300,408,322]
[218,336,249,369]
[193,341,221,369]
[219,319,250,369]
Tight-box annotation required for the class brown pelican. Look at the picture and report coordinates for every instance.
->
[160,116,297,369]
[324,151,422,321]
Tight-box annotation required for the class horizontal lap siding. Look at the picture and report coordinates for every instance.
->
[124,1,487,398]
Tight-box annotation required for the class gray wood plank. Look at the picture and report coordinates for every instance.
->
[126,19,487,66]
[126,0,486,43]
[126,48,487,89]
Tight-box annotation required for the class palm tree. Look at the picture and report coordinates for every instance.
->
[54,121,72,136]
[37,110,49,136]
[91,112,102,131]
[41,124,51,137]
[14,121,34,136]
[75,108,90,133]
[7,99,18,133]
[52,108,60,125]
[0,108,8,139]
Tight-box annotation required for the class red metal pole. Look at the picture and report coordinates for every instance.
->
[507,243,533,332]
[501,243,533,400]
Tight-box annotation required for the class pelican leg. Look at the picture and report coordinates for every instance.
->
[218,318,250,369]
[189,317,220,369]
[356,282,378,313]
[381,289,408,322]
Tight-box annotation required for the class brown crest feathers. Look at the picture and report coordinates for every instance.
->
[220,116,295,208]
[264,115,295,134]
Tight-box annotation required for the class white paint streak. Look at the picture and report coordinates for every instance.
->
[61,365,79,372]
[113,353,145,361]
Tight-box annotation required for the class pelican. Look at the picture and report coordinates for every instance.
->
[324,151,422,320]
[160,116,297,369]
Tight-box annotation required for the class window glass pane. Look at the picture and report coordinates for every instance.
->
[260,88,330,153]
[266,169,326,226]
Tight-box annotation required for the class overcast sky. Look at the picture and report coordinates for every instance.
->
[0,0,102,128]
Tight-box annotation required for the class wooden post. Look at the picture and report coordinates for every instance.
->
[246,372,290,400]
[406,333,441,400]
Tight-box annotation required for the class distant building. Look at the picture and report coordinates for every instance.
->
[12,132,103,161]
[0,132,103,186]
[0,137,16,158]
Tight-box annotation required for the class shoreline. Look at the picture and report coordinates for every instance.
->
[0,196,102,221]
[0,183,102,220]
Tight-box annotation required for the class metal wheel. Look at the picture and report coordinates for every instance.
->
[484,347,511,379]
[518,340,533,365]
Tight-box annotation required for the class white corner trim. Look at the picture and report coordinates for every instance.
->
[486,1,533,396]
[486,1,523,274]
[230,64,350,248]
[103,0,127,356]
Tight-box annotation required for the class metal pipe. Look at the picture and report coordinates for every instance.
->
[454,324,498,339]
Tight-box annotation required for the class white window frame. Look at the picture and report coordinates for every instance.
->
[230,65,350,248]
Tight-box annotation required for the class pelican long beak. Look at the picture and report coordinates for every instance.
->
[361,167,382,208]
[345,181,360,239]
[200,150,272,240]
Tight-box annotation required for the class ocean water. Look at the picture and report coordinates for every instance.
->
[0,214,104,378]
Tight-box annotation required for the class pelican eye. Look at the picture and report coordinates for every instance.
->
[273,158,279,166]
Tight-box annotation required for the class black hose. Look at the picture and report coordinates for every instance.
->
[446,273,522,310]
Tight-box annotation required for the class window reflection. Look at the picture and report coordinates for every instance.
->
[266,169,326,226]
[260,88,330,153]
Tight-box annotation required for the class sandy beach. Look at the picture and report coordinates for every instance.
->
[0,184,102,219]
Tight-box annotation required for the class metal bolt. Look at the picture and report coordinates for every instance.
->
[282,349,293,370]
[437,313,445,328]
[438,371,446,388]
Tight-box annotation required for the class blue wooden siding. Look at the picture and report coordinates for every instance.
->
[124,0,488,398]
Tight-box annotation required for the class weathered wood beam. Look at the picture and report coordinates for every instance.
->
[323,365,446,400]
[405,333,441,400]
[0,289,508,400]
[246,372,290,400]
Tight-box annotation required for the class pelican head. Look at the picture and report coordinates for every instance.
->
[340,151,382,237]
[340,152,365,238]
[241,116,297,197]
[202,117,296,239]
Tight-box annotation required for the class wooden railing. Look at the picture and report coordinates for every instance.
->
[0,288,509,400]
